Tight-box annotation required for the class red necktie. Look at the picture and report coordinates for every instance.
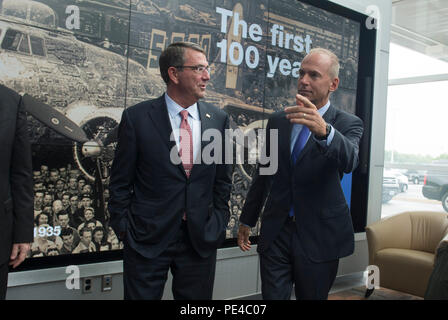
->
[179,110,193,178]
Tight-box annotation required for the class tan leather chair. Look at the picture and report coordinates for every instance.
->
[365,211,448,297]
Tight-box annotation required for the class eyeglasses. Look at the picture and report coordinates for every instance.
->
[174,65,211,74]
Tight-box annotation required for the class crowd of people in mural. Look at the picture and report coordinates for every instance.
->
[30,162,256,257]
[31,165,121,257]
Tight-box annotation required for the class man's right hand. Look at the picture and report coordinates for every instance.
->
[237,224,251,251]
[9,243,31,268]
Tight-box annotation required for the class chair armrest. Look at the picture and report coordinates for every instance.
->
[365,214,411,265]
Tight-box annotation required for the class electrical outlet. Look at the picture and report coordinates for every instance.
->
[102,275,112,292]
[82,278,92,293]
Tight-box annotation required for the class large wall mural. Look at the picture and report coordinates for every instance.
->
[0,0,360,259]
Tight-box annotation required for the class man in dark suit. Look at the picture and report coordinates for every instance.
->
[0,84,34,299]
[237,48,363,300]
[108,42,233,300]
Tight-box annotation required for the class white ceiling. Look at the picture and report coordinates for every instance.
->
[391,0,448,62]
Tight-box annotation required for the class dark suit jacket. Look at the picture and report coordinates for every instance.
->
[108,94,233,259]
[0,85,34,265]
[240,105,363,263]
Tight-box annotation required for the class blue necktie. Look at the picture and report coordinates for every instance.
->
[291,125,310,164]
[289,126,310,217]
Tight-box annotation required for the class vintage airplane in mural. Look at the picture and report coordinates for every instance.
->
[0,0,164,182]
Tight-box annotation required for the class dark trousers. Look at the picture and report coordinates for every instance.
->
[0,262,8,300]
[260,218,339,300]
[123,222,217,300]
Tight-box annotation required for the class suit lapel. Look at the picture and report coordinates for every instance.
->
[146,94,177,152]
[193,101,220,177]
[146,94,185,175]
[278,114,293,164]
[323,104,337,121]
[197,102,213,151]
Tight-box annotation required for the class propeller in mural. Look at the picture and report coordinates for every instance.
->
[23,94,115,224]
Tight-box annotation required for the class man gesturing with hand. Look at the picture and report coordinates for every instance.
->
[238,48,363,300]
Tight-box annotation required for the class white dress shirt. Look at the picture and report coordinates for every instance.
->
[165,93,202,163]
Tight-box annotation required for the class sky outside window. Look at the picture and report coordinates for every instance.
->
[386,43,448,157]
[388,43,448,79]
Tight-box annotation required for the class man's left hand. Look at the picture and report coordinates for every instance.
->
[237,224,252,252]
[285,94,327,137]
[9,243,31,268]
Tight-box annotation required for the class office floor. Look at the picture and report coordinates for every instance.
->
[329,272,367,295]
[237,272,424,300]
[236,272,366,300]
[328,273,424,300]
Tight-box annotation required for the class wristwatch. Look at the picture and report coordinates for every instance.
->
[315,123,331,140]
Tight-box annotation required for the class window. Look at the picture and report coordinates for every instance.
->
[1,29,21,51]
[3,5,27,20]
[30,7,56,28]
[30,36,45,56]
[388,44,448,79]
[381,43,448,218]
[1,29,30,54]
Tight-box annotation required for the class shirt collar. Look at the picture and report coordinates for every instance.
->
[165,93,200,120]
[318,100,331,117]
